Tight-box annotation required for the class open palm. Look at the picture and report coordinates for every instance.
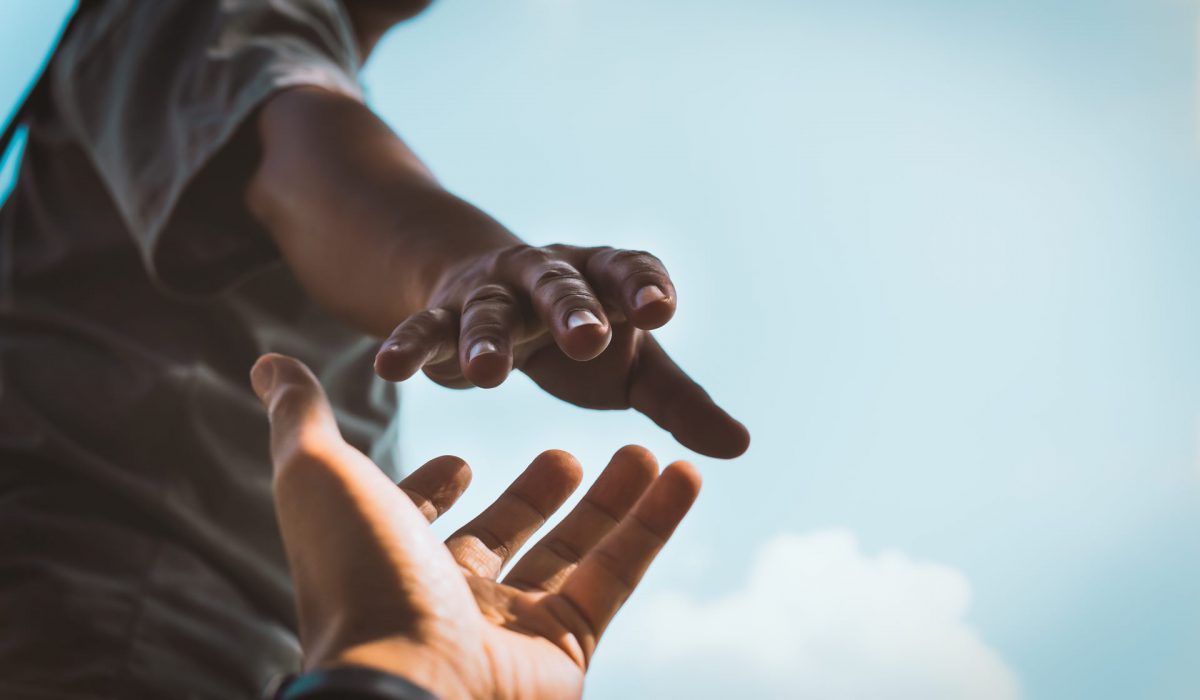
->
[252,354,700,700]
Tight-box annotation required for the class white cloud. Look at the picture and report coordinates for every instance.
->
[598,530,1019,700]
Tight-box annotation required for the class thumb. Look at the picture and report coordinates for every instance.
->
[251,354,472,662]
[251,353,345,470]
[629,338,751,459]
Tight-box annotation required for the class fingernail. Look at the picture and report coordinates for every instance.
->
[468,339,499,363]
[634,285,668,309]
[380,341,408,356]
[249,358,277,404]
[567,309,602,330]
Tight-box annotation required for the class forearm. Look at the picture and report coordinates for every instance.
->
[246,86,520,337]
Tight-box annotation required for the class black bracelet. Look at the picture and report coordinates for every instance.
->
[266,666,443,700]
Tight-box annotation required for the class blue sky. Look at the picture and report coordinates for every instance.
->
[3,1,1199,698]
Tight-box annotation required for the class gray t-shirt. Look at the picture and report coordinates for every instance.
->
[0,1,400,696]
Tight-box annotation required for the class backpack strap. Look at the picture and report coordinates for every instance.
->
[0,1,95,158]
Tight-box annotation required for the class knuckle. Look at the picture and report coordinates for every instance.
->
[551,291,598,311]
[614,249,664,271]
[620,262,669,286]
[589,248,667,283]
[460,319,509,342]
[542,536,586,565]
[419,307,454,324]
[496,244,552,270]
[531,262,586,293]
[402,307,453,335]
[463,284,517,312]
[588,545,638,590]
[611,248,653,263]
[543,243,578,256]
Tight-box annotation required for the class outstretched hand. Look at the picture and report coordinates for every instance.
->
[252,353,702,700]
[372,244,750,459]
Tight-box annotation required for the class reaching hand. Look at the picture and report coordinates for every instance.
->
[252,353,702,700]
[372,244,750,459]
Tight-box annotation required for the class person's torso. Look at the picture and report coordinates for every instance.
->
[0,87,400,626]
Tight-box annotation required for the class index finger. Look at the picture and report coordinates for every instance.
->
[397,455,473,523]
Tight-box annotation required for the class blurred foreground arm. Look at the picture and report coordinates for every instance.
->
[252,353,701,699]
[245,87,748,458]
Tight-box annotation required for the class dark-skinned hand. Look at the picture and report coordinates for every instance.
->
[373,244,750,459]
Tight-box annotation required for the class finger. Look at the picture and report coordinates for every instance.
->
[554,461,701,655]
[375,307,458,382]
[397,455,473,523]
[251,352,405,499]
[629,336,750,459]
[445,450,583,579]
[458,284,521,388]
[251,353,347,468]
[503,445,658,592]
[585,248,677,330]
[509,250,611,362]
[250,354,474,630]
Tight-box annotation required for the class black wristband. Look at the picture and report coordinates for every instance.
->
[267,666,443,700]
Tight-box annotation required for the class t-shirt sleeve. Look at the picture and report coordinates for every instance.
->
[49,0,364,296]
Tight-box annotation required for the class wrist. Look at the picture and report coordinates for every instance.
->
[320,639,481,700]
[396,190,522,308]
[269,666,442,700]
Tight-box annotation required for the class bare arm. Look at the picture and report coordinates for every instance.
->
[245,86,749,459]
[246,86,518,337]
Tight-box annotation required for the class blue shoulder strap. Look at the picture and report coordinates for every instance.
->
[0,2,93,159]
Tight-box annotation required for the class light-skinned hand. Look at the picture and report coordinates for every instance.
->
[252,353,702,699]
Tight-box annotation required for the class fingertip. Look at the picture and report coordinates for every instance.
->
[614,443,656,462]
[566,309,606,333]
[251,353,318,405]
[423,454,474,491]
[250,353,282,403]
[711,420,751,459]
[635,461,701,535]
[499,450,583,521]
[560,319,613,362]
[528,449,585,488]
[634,284,668,309]
[463,347,513,389]
[609,444,660,478]
[662,461,702,496]
[252,355,345,473]
[536,447,578,461]
[628,289,676,330]
[587,446,659,506]
[402,454,474,519]
[374,343,420,382]
[681,413,751,460]
[731,422,751,457]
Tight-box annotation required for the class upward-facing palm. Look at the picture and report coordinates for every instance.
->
[253,354,701,700]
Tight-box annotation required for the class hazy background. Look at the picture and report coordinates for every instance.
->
[3,1,1199,698]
